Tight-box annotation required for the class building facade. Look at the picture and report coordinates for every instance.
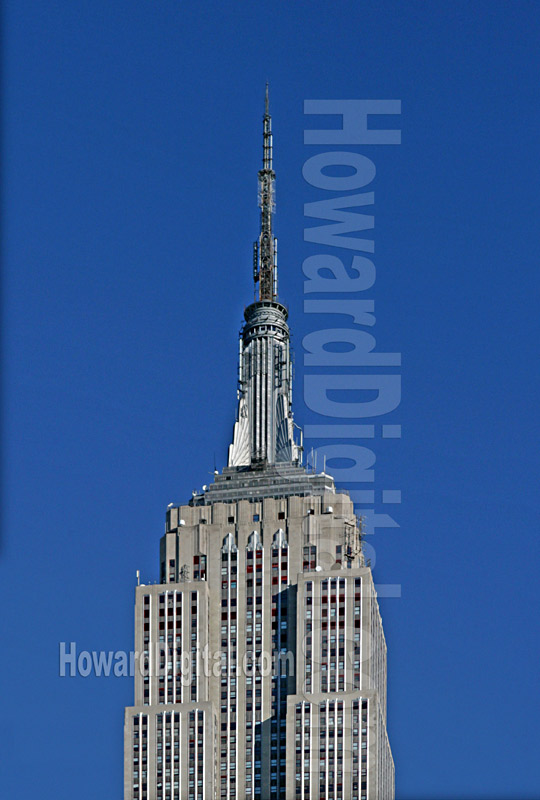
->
[124,90,394,800]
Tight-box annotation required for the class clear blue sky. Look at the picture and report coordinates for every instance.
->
[3,1,539,798]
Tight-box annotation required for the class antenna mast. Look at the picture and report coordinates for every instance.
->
[253,84,277,301]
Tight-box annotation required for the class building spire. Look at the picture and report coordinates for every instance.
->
[229,89,300,467]
[253,84,277,301]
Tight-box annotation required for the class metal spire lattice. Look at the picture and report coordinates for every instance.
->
[253,84,277,301]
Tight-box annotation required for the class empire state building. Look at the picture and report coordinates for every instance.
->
[124,88,394,800]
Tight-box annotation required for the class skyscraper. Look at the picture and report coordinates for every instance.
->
[124,88,394,800]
